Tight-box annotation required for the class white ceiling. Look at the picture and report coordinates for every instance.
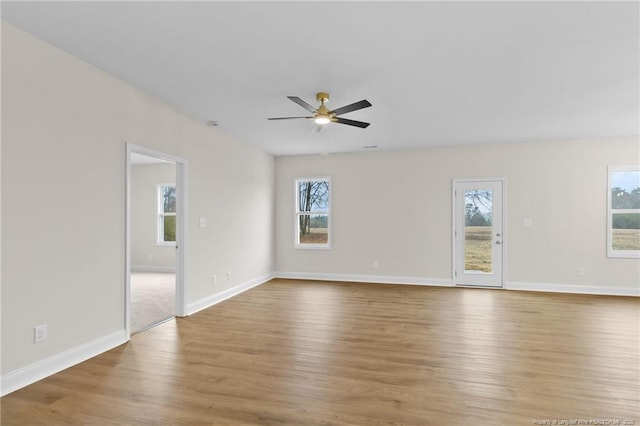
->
[2,1,638,156]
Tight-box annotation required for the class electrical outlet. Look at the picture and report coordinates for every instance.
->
[578,268,586,277]
[34,324,47,343]
[372,261,379,269]
[212,275,217,286]
[227,271,231,280]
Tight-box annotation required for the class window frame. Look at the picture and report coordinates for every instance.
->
[607,165,640,258]
[157,183,177,247]
[294,176,332,250]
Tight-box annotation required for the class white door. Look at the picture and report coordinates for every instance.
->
[454,180,504,287]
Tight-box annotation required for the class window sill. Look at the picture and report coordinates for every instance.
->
[295,244,332,250]
[607,251,640,259]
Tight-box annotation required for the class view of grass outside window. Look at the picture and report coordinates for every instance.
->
[159,184,176,244]
[296,178,330,247]
[609,167,640,256]
[464,189,493,272]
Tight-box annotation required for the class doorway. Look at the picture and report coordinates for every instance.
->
[126,144,187,337]
[453,179,504,287]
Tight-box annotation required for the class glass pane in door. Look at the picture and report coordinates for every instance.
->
[464,189,493,273]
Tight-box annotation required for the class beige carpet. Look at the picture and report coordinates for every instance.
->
[131,272,175,333]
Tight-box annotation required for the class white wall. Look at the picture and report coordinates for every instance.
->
[275,137,640,292]
[131,163,177,271]
[1,23,274,379]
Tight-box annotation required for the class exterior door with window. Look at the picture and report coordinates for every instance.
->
[454,180,504,287]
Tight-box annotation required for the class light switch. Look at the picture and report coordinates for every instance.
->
[522,218,532,227]
[199,218,207,228]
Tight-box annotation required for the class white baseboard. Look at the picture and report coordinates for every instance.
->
[1,329,127,397]
[273,272,638,297]
[506,281,639,297]
[131,265,176,273]
[274,271,453,287]
[187,273,274,316]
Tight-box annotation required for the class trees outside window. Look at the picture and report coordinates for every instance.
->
[158,184,176,245]
[295,178,330,248]
[465,189,492,227]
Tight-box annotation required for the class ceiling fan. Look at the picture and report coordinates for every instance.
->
[268,92,372,128]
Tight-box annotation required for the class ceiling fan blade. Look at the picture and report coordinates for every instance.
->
[267,116,313,120]
[287,96,317,113]
[334,117,370,128]
[330,99,372,116]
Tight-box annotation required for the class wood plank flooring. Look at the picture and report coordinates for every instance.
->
[2,279,639,425]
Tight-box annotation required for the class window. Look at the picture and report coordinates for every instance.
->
[608,166,640,258]
[158,184,176,246]
[295,177,330,249]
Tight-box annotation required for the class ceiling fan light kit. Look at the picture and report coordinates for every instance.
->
[268,92,372,129]
[314,115,331,125]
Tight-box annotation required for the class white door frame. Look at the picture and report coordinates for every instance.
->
[452,178,506,288]
[125,143,188,339]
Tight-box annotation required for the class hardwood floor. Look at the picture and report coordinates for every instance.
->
[2,279,639,425]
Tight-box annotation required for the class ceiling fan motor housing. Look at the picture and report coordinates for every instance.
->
[315,92,332,122]
[316,92,330,103]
